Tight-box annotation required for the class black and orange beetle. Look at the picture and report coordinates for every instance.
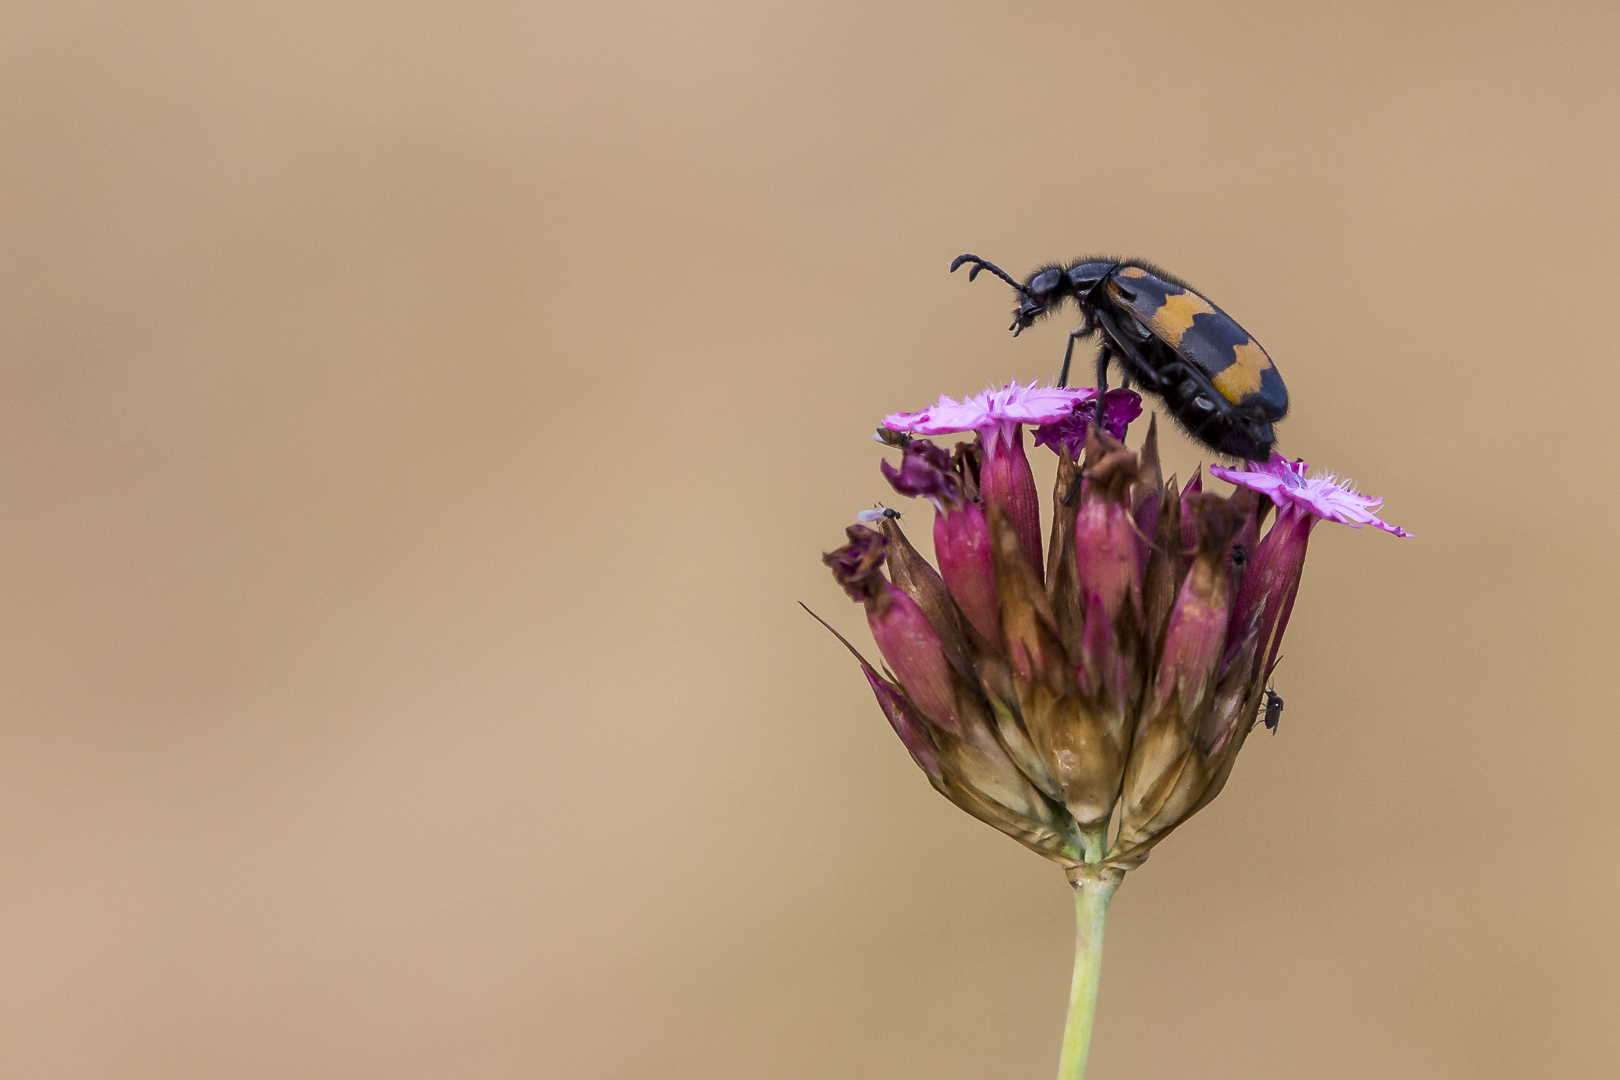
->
[950,254,1289,461]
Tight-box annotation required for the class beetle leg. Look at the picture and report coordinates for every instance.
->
[1056,317,1094,388]
[1095,308,1162,391]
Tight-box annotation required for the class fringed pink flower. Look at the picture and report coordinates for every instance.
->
[880,380,1107,580]
[1209,454,1413,536]
[883,380,1089,453]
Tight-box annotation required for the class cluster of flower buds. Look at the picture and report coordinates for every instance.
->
[821,382,1408,874]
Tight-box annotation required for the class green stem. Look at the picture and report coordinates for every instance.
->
[1055,868,1122,1080]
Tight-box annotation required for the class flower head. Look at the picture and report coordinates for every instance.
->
[821,381,1411,876]
[1209,454,1412,536]
[883,380,1088,453]
[820,361,1412,1080]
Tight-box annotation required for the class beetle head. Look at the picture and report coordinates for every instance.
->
[1010,265,1070,335]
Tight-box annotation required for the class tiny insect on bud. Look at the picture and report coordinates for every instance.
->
[1260,686,1284,732]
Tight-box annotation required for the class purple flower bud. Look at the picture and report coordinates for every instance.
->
[933,500,1000,646]
[1152,573,1227,713]
[1213,454,1411,675]
[823,526,962,732]
[1227,504,1312,677]
[1152,495,1242,713]
[1073,441,1143,628]
[979,426,1045,581]
[866,582,963,734]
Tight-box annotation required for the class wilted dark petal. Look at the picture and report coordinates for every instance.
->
[950,439,982,502]
[1101,390,1145,439]
[823,524,888,605]
[980,429,1045,581]
[867,583,962,735]
[933,501,1000,647]
[1032,388,1144,456]
[880,438,959,505]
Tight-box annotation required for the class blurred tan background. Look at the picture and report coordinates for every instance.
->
[1,1,1616,1077]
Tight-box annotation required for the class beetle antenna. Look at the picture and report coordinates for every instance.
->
[950,254,1025,293]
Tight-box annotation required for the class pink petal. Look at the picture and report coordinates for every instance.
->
[1210,455,1412,537]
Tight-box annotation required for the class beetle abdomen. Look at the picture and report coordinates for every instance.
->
[1107,266,1288,420]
